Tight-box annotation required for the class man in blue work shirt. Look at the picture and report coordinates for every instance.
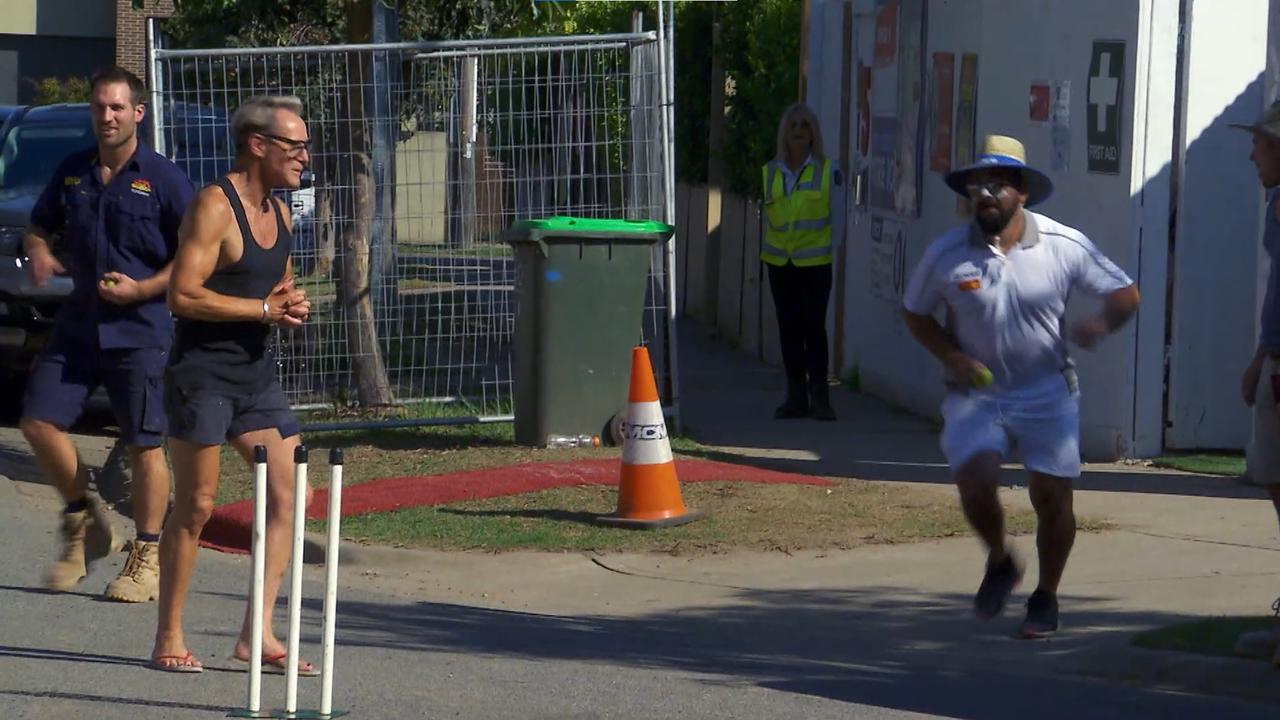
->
[20,66,194,602]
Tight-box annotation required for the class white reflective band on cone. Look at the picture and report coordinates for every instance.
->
[621,400,674,465]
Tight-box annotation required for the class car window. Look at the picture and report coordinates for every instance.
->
[0,123,94,191]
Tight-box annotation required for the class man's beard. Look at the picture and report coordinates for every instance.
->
[975,205,1012,234]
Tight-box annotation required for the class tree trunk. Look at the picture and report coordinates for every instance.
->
[337,0,395,407]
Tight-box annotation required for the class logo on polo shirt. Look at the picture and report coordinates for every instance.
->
[952,266,982,292]
[130,179,153,196]
[64,176,80,186]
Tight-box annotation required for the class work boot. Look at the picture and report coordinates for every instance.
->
[809,380,837,422]
[44,498,118,591]
[774,379,810,419]
[104,539,160,603]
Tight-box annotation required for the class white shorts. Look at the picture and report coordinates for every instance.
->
[939,386,1081,478]
[1249,357,1280,485]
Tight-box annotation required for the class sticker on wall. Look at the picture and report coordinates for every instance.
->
[869,216,907,303]
[1029,81,1050,124]
[930,53,955,172]
[1051,80,1071,173]
[874,0,899,69]
[1087,40,1125,175]
[953,53,979,215]
[869,115,898,212]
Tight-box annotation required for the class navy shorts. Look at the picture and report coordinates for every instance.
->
[21,339,168,448]
[164,372,300,446]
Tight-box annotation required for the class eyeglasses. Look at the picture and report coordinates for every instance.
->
[257,132,310,156]
[965,181,1013,200]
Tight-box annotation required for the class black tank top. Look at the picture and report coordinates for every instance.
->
[170,177,293,393]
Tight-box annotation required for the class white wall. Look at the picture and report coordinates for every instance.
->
[814,0,1184,460]
[1166,0,1269,450]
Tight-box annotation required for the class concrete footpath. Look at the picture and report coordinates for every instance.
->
[0,321,1276,718]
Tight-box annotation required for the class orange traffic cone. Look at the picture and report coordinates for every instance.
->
[597,346,702,529]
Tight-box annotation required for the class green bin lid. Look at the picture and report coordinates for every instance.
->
[509,216,674,237]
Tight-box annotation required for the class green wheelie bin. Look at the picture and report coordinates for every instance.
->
[502,216,674,447]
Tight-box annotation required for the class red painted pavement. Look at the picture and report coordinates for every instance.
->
[200,458,833,554]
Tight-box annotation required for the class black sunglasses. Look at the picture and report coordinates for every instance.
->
[257,132,310,154]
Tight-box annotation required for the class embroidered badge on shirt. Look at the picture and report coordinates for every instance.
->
[130,179,153,196]
[64,176,80,186]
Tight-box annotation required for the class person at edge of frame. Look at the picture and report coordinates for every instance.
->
[1229,100,1280,668]
[19,65,194,603]
[150,95,314,674]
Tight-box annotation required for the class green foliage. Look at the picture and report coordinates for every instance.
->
[30,76,91,105]
[712,0,802,197]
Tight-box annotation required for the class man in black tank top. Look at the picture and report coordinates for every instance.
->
[151,95,314,674]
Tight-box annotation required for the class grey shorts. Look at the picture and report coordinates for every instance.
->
[1249,356,1280,485]
[164,372,300,446]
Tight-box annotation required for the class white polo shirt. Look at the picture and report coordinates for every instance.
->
[902,210,1133,398]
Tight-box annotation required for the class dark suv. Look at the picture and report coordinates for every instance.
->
[0,105,92,379]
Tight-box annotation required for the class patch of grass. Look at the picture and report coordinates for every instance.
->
[217,424,1111,553]
[1152,453,1246,477]
[1133,616,1276,658]
[320,480,1097,554]
[212,425,614,507]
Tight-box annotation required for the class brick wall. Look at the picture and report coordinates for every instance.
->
[114,0,176,82]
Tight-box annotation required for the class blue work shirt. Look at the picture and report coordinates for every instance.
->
[30,143,194,350]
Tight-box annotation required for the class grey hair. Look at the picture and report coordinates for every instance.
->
[230,95,304,154]
[774,103,825,164]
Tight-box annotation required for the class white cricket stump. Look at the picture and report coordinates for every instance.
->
[230,445,347,719]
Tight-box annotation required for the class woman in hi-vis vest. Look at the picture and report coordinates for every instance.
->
[760,103,839,421]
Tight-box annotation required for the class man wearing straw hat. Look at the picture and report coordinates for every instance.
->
[1229,100,1280,666]
[901,134,1140,638]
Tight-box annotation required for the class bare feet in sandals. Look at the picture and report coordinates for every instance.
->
[151,631,203,673]
[231,638,318,676]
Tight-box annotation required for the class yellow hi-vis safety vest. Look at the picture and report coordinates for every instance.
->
[760,157,833,267]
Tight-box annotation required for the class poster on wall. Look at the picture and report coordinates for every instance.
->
[1029,81,1050,124]
[1087,40,1125,175]
[953,53,978,214]
[893,0,924,217]
[930,53,955,173]
[1052,80,1071,173]
[869,216,907,303]
[953,54,978,167]
[869,115,898,212]
[873,0,899,69]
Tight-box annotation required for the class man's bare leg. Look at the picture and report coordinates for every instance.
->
[151,438,220,670]
[229,429,316,671]
[20,418,87,503]
[956,450,1025,618]
[102,444,172,602]
[954,451,1008,563]
[23,417,118,590]
[130,445,171,536]
[1027,472,1076,595]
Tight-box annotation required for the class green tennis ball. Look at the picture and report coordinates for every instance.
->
[973,366,994,388]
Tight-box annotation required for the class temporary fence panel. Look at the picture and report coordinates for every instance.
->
[149,33,675,428]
